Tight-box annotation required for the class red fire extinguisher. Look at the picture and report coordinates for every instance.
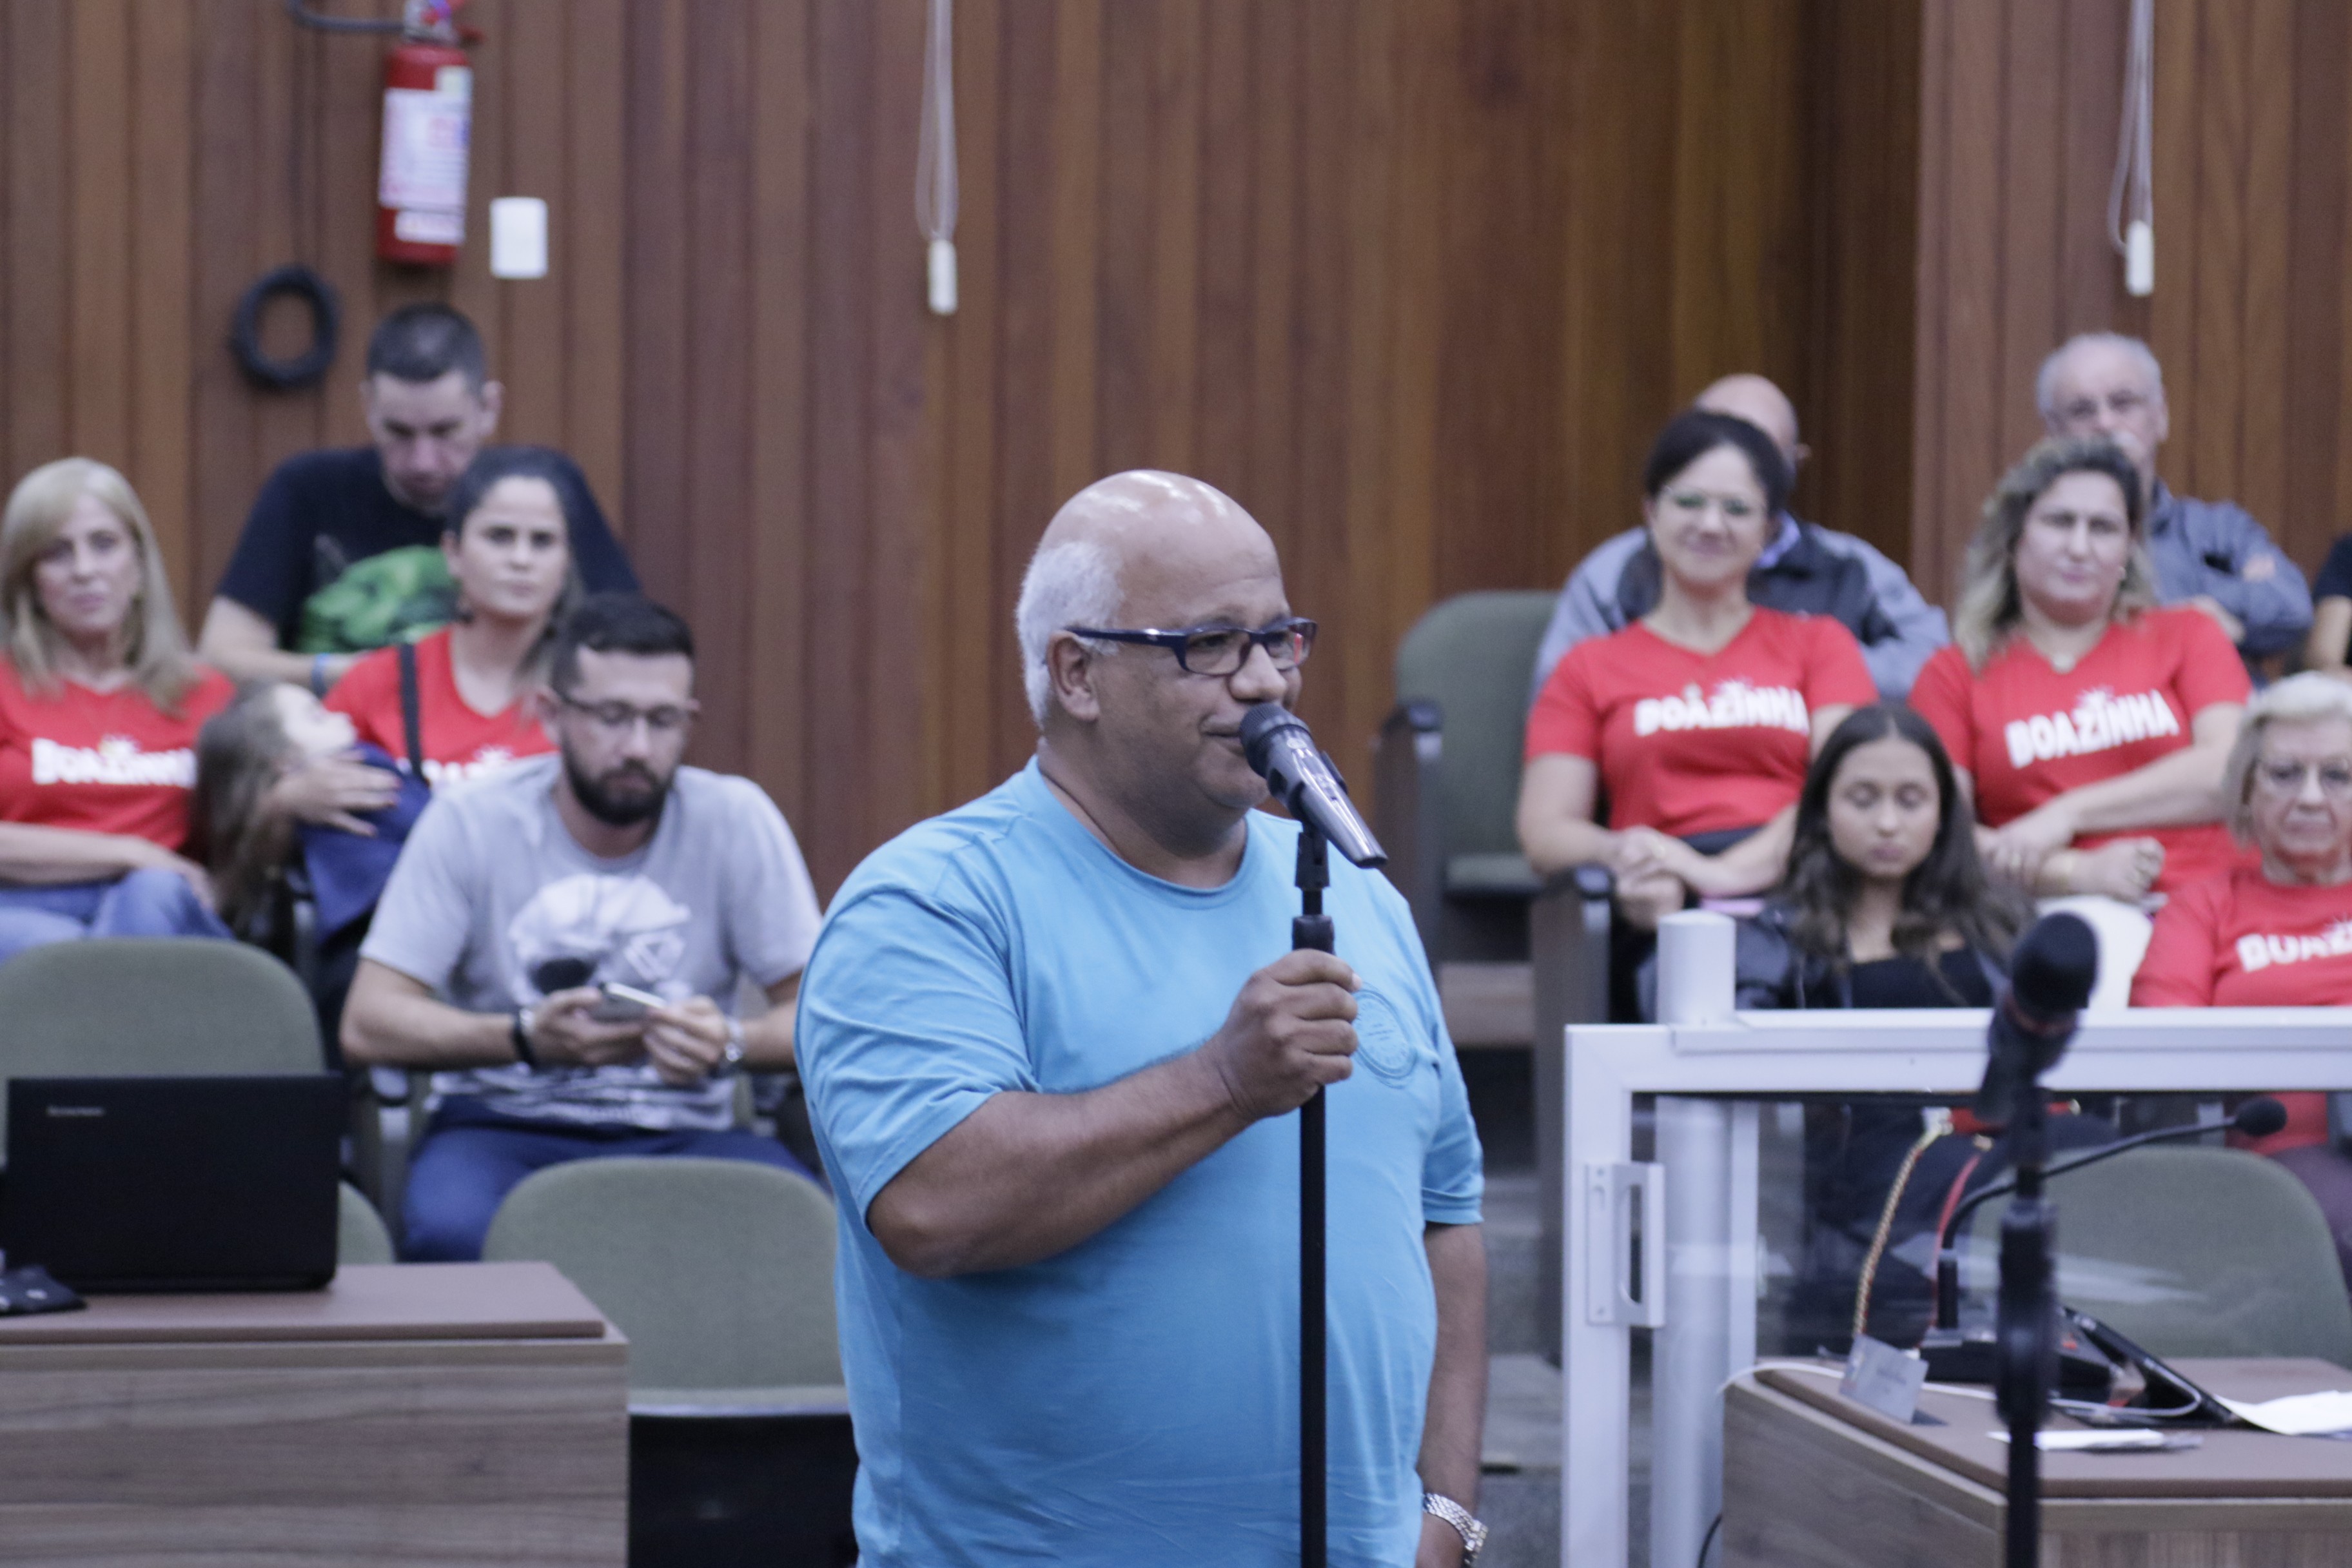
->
[376,1,473,266]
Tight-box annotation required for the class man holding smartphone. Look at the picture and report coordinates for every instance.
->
[340,594,824,1260]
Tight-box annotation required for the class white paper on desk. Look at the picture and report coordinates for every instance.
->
[2220,1390,2352,1436]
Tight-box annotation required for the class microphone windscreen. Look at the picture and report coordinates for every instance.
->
[2010,911,2098,1019]
[1239,702,1306,780]
[2233,1096,2289,1139]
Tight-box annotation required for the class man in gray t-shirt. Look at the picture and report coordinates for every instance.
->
[344,595,823,1260]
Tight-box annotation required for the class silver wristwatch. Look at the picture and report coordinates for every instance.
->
[1423,1492,1486,1564]
[720,1015,747,1074]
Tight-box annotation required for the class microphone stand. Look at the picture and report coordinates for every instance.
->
[1995,1086,2055,1568]
[1291,819,1331,1568]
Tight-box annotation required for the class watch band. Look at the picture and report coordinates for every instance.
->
[511,1006,538,1070]
[721,1016,746,1073]
[1422,1492,1486,1564]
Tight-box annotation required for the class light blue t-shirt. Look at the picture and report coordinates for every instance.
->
[800,760,1483,1568]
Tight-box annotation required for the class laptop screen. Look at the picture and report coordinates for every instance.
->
[0,1074,344,1293]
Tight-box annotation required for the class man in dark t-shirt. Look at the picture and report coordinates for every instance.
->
[199,303,637,692]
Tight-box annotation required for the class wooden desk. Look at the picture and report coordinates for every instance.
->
[1725,1360,2352,1567]
[0,1262,627,1566]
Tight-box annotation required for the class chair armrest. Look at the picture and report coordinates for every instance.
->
[1373,701,1444,959]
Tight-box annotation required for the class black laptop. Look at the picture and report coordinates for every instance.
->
[0,1075,344,1293]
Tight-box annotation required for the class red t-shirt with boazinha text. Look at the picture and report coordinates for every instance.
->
[2132,866,2352,1153]
[1908,607,2249,894]
[0,656,231,852]
[328,628,554,789]
[1525,608,1874,838]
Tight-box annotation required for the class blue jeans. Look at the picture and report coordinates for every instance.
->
[0,870,233,965]
[402,1102,816,1262]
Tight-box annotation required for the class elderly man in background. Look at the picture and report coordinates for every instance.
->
[1530,372,1949,701]
[2037,331,2311,662]
[800,471,1488,1567]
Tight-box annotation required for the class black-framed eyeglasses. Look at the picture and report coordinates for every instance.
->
[1063,616,1317,676]
[553,692,700,734]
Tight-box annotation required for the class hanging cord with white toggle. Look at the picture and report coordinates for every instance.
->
[916,0,959,315]
[2108,0,2155,297]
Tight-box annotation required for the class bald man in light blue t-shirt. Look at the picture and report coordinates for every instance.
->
[800,472,1487,1568]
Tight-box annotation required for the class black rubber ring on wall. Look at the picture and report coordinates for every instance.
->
[231,264,341,390]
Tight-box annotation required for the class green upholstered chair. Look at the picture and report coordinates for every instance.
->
[482,1155,843,1413]
[1375,591,1560,965]
[0,938,327,1161]
[337,1181,397,1266]
[1965,1144,2352,1365]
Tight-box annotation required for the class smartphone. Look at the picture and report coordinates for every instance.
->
[590,981,667,1023]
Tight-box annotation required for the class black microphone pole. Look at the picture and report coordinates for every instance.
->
[1292,819,1331,1568]
[1997,1088,2055,1568]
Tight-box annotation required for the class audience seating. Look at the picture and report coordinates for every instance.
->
[0,938,326,1161]
[483,1156,853,1567]
[337,1182,396,1266]
[482,1155,841,1409]
[1964,1144,2352,1364]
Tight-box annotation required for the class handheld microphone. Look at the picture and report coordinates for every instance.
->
[1973,912,2098,1127]
[1930,1096,2289,1335]
[1240,704,1386,869]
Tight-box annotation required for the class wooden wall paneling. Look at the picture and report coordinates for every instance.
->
[2187,0,2248,504]
[564,0,628,531]
[1337,0,1402,765]
[68,0,133,475]
[2054,0,2139,338]
[747,0,814,826]
[6,0,68,490]
[1239,1,1300,574]
[1803,0,1920,567]
[1907,0,1952,602]
[801,0,878,892]
[866,0,937,836]
[2288,0,2351,573]
[1289,0,1355,745]
[128,0,196,593]
[493,0,573,458]
[1046,1,1102,510]
[1994,0,2063,471]
[446,0,507,420]
[255,6,324,492]
[680,0,756,779]
[1146,0,1205,478]
[1189,0,1257,503]
[2237,0,2292,536]
[623,0,690,618]
[188,0,267,605]
[939,0,1017,809]
[2147,0,2202,500]
[1090,2,1161,483]
[307,0,391,460]
[1373,0,1440,653]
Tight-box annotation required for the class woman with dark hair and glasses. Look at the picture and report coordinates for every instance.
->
[322,446,581,790]
[1517,409,1875,1014]
[2135,673,2352,1284]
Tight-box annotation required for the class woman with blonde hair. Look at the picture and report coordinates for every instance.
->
[0,458,234,957]
[1909,436,2246,905]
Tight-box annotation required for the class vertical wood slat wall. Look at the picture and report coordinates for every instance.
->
[1911,0,2352,607]
[0,0,1916,893]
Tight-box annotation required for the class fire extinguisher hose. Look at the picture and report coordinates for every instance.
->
[230,265,342,391]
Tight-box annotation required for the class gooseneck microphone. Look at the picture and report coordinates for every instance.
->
[1974,912,2098,1128]
[1240,704,1386,869]
[1930,1095,2289,1333]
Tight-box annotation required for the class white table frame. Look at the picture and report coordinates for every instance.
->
[1561,951,2352,1568]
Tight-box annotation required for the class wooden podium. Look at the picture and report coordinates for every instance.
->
[1726,1360,2352,1567]
[0,1262,627,1565]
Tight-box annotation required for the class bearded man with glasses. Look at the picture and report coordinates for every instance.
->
[798,471,1489,1568]
[342,593,824,1261]
[2135,671,2352,1285]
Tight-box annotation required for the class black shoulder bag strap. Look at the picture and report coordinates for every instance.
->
[397,642,426,781]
